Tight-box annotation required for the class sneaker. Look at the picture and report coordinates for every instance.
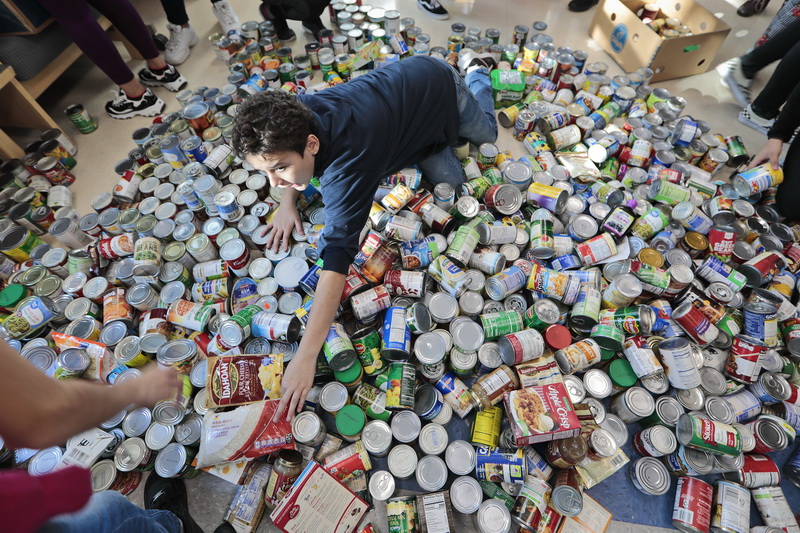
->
[737,0,770,16]
[738,104,775,135]
[164,23,198,65]
[717,58,752,108]
[568,0,600,11]
[105,89,164,119]
[138,64,188,92]
[145,474,203,533]
[458,50,497,75]
[418,0,449,19]
[212,0,241,35]
[277,27,297,43]
[301,17,327,41]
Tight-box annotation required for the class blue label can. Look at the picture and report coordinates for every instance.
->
[298,260,323,295]
[380,306,411,360]
[180,136,208,163]
[743,302,778,346]
[475,446,526,484]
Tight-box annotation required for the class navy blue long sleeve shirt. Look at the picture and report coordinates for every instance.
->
[296,56,460,274]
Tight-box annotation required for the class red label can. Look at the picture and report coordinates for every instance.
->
[708,226,736,261]
[672,476,713,533]
[735,454,780,488]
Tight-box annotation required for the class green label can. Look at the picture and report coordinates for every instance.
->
[676,414,742,457]
[352,382,391,421]
[352,329,386,375]
[385,362,416,410]
[480,310,524,340]
[65,104,98,134]
[387,496,418,533]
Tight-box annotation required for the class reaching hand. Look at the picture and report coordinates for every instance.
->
[748,138,784,170]
[272,353,316,422]
[265,202,303,253]
[124,364,182,407]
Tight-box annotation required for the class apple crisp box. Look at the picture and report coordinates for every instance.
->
[504,383,581,446]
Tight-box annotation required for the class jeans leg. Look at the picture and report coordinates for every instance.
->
[417,147,466,189]
[38,491,181,533]
[453,67,498,145]
[741,18,800,78]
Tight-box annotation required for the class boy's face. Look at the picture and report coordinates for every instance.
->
[245,134,319,192]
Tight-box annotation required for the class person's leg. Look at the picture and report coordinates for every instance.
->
[262,3,296,42]
[741,18,800,78]
[417,147,466,189]
[86,0,161,63]
[159,0,190,26]
[750,39,800,119]
[39,491,181,533]
[299,0,330,38]
[775,132,800,220]
[452,67,498,146]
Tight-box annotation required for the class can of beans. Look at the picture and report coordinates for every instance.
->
[167,299,216,332]
[724,335,767,384]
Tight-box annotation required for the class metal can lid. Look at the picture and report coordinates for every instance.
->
[699,367,728,396]
[278,291,303,314]
[431,401,453,425]
[675,387,706,411]
[189,359,207,388]
[416,455,448,492]
[391,410,421,443]
[413,332,447,365]
[449,475,482,514]
[114,437,148,471]
[459,290,484,316]
[219,238,246,262]
[175,413,203,445]
[599,414,629,446]
[419,423,449,456]
[583,368,613,399]
[336,405,366,438]
[63,297,92,322]
[648,424,678,454]
[752,417,788,450]
[478,342,503,370]
[273,257,310,291]
[450,347,478,372]
[100,321,129,348]
[193,389,210,417]
[563,375,586,404]
[115,336,142,365]
[654,396,684,427]
[585,397,606,424]
[428,292,459,323]
[452,318,484,352]
[640,371,670,394]
[388,444,418,479]
[90,459,118,491]
[157,340,197,365]
[122,407,152,437]
[368,470,396,501]
[589,428,618,457]
[631,457,670,495]
[319,381,349,412]
[100,409,127,430]
[292,411,323,444]
[445,439,476,476]
[154,400,186,427]
[28,447,64,476]
[759,372,791,401]
[58,348,90,372]
[145,422,176,451]
[570,214,598,239]
[363,419,393,455]
[248,258,273,280]
[624,386,655,417]
[477,499,512,533]
[155,442,188,478]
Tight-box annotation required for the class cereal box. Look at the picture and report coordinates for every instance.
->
[504,383,581,445]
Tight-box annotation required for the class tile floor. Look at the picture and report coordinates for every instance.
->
[14,0,786,530]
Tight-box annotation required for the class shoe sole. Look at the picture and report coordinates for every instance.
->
[738,112,770,136]
[417,3,449,19]
[107,100,165,120]
[141,75,188,92]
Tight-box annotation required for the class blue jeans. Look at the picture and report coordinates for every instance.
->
[39,491,181,533]
[418,67,498,189]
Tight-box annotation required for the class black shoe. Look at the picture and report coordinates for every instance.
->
[458,51,497,74]
[145,474,203,533]
[568,0,599,11]
[105,89,164,119]
[417,0,449,19]
[215,522,237,533]
[301,17,327,41]
[737,0,770,16]
[138,64,188,92]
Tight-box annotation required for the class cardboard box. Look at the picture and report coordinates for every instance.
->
[588,0,730,82]
[504,383,582,446]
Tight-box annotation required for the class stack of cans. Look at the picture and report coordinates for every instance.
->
[1,7,800,533]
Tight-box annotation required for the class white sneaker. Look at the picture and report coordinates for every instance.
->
[212,0,242,35]
[738,104,775,136]
[164,23,198,65]
[458,50,497,75]
[717,58,752,108]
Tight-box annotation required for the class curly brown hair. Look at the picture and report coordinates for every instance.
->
[231,90,315,157]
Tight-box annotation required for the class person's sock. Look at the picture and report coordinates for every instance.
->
[149,64,169,73]
[127,90,146,99]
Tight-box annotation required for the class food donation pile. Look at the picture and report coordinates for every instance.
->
[0,3,799,533]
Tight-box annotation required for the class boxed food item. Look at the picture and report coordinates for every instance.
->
[588,0,730,82]
[504,383,581,446]
[490,70,525,109]
[558,494,613,533]
[225,462,273,533]
[205,354,283,408]
[270,461,368,533]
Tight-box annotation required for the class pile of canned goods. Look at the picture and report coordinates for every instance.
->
[1,3,800,533]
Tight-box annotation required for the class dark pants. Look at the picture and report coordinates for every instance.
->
[159,0,222,26]
[37,0,160,85]
[776,134,800,220]
[263,0,330,33]
[742,18,800,119]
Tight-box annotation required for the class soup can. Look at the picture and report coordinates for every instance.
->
[672,476,713,533]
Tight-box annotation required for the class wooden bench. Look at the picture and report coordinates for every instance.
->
[0,14,142,159]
